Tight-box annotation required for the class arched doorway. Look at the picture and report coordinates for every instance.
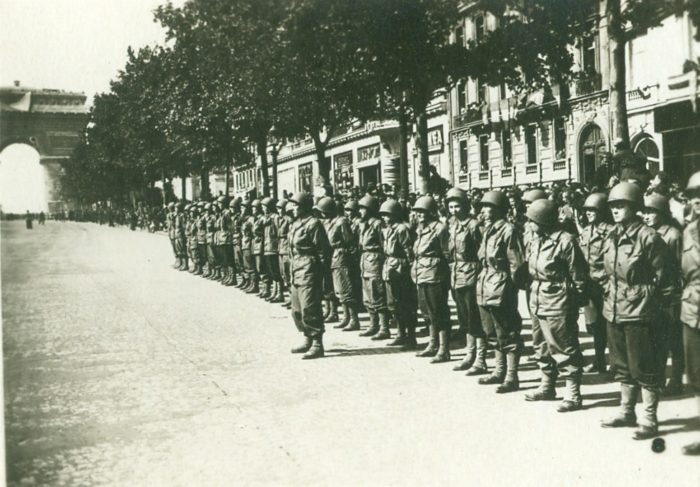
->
[634,136,660,174]
[0,143,47,214]
[579,124,607,186]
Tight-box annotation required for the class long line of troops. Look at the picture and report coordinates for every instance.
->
[164,173,700,455]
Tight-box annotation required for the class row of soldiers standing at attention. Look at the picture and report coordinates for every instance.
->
[165,172,700,455]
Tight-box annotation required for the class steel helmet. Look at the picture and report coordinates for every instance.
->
[643,193,670,214]
[176,201,185,210]
[344,199,359,212]
[276,199,288,211]
[522,188,547,203]
[445,187,468,204]
[582,192,608,211]
[379,199,402,217]
[167,202,175,210]
[608,182,644,207]
[184,204,192,212]
[412,195,438,213]
[290,191,313,210]
[228,198,238,208]
[204,202,213,211]
[314,196,336,215]
[526,199,558,227]
[358,194,379,213]
[217,195,227,205]
[478,190,509,210]
[686,170,700,193]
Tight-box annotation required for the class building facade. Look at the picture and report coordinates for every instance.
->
[449,4,700,190]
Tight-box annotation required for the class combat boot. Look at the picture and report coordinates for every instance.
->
[431,330,451,363]
[388,328,405,346]
[180,258,189,272]
[246,278,260,294]
[335,304,350,329]
[342,305,361,332]
[633,387,659,440]
[466,338,488,376]
[416,325,438,357]
[291,336,313,354]
[302,336,324,360]
[194,264,203,276]
[202,265,211,278]
[271,282,285,303]
[601,383,639,428]
[402,322,418,351]
[557,374,583,412]
[360,312,380,337]
[479,350,505,385]
[326,300,339,323]
[371,312,391,340]
[175,258,184,270]
[525,373,557,401]
[496,351,520,393]
[453,334,476,371]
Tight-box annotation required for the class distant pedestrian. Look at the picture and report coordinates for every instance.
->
[38,211,45,225]
[25,211,33,229]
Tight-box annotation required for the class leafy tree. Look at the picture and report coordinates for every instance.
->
[156,0,288,197]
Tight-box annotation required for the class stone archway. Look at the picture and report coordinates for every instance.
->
[0,143,45,213]
[578,123,607,186]
[0,85,87,213]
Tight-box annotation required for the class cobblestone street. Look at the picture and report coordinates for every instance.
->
[1,221,698,486]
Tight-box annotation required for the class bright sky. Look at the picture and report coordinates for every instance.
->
[0,0,183,102]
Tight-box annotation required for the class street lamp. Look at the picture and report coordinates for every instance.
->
[269,125,284,200]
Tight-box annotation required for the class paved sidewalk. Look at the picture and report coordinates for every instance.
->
[1,221,698,486]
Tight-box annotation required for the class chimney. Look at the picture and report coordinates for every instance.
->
[13,80,20,87]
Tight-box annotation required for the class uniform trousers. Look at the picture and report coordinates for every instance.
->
[537,310,583,379]
[291,281,324,338]
[479,287,522,353]
[280,254,291,288]
[607,320,664,389]
[233,243,243,271]
[453,286,483,337]
[242,249,257,280]
[333,266,356,305]
[220,244,233,267]
[264,254,282,281]
[684,325,700,393]
[417,281,451,332]
[362,276,387,313]
[170,238,178,258]
[175,237,187,258]
[386,272,416,326]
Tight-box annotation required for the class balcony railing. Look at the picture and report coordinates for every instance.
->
[553,159,567,171]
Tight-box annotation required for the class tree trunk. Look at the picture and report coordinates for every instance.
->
[415,110,430,195]
[311,133,330,189]
[200,167,210,199]
[272,149,278,200]
[180,166,187,201]
[398,108,410,198]
[607,0,630,149]
[225,160,231,197]
[257,138,270,197]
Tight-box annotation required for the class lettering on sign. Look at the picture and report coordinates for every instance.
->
[358,143,380,162]
[428,126,443,152]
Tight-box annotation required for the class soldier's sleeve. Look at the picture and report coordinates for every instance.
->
[340,218,354,252]
[438,223,450,258]
[313,220,331,265]
[398,225,414,261]
[647,232,674,300]
[505,225,526,278]
[565,236,589,306]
